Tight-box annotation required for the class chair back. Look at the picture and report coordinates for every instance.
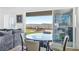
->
[20,33,26,51]
[63,35,69,51]
[20,33,39,51]
[25,40,39,51]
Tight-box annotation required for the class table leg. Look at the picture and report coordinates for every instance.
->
[46,41,50,51]
[39,41,40,51]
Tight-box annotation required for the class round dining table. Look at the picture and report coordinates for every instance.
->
[26,33,53,51]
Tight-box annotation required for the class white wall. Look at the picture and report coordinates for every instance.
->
[75,8,79,48]
[0,7,53,30]
[68,7,79,48]
[0,9,4,29]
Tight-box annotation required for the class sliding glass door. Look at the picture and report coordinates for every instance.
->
[53,9,73,47]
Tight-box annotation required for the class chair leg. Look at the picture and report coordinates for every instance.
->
[39,41,41,51]
[39,45,41,51]
[22,46,24,51]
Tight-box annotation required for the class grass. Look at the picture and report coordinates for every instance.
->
[26,28,52,34]
[26,28,37,34]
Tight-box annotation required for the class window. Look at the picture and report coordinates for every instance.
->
[26,16,52,24]
[26,10,53,35]
[53,9,73,47]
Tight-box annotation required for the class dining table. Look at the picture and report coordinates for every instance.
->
[26,33,53,51]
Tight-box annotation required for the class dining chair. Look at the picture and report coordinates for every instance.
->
[20,33,39,51]
[63,35,69,51]
[49,35,69,51]
[25,40,39,51]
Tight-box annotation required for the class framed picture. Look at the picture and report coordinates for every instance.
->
[16,15,23,23]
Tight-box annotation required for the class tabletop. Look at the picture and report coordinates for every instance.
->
[26,33,53,41]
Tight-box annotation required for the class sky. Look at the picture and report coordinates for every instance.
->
[26,16,53,24]
[26,15,70,24]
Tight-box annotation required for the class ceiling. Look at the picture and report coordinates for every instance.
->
[0,7,72,12]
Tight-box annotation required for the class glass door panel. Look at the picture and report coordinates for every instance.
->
[53,9,73,47]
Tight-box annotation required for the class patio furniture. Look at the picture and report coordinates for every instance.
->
[20,33,39,51]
